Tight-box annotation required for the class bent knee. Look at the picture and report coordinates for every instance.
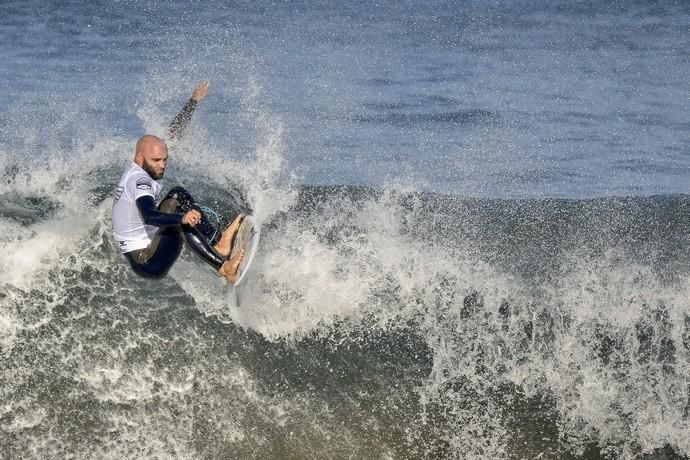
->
[165,186,193,201]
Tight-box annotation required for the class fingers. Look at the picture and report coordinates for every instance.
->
[182,210,202,226]
[192,80,209,102]
[192,210,201,225]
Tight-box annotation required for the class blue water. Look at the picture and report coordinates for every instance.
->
[1,1,690,459]
[1,0,688,198]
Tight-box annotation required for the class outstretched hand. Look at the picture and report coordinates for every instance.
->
[192,80,209,102]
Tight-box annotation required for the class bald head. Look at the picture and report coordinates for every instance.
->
[134,135,168,179]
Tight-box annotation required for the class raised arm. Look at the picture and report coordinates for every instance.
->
[168,80,210,140]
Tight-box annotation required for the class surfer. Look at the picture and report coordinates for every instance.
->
[111,80,244,283]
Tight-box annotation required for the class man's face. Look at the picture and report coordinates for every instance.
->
[142,144,168,179]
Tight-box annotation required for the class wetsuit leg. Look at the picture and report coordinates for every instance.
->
[163,186,219,245]
[163,186,225,270]
[183,226,225,270]
[124,227,183,279]
[125,187,225,278]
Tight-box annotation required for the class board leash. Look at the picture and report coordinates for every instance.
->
[199,205,222,243]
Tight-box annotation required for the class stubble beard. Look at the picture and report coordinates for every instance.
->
[142,160,164,180]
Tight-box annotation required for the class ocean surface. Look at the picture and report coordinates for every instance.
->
[1,1,689,458]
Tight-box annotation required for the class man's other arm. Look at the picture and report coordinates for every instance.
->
[168,80,210,139]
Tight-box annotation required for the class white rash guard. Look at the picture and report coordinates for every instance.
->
[112,163,162,253]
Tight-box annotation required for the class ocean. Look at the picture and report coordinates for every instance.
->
[1,0,689,458]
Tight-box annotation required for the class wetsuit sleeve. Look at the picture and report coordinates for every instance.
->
[136,195,184,228]
[168,98,198,139]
